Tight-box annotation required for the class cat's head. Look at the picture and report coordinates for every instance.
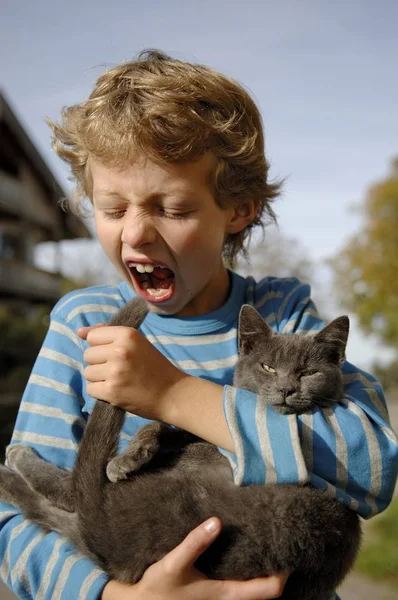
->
[234,305,349,415]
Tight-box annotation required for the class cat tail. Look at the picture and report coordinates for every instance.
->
[72,298,148,543]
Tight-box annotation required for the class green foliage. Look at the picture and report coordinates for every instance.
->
[355,498,398,584]
[372,360,398,392]
[332,158,398,348]
[0,306,50,455]
[60,275,86,296]
[0,306,49,395]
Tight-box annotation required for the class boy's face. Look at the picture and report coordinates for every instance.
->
[91,153,252,317]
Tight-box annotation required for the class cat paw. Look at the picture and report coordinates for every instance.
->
[106,455,146,482]
[6,444,38,472]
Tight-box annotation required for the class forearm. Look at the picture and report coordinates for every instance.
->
[161,374,235,453]
[101,579,137,599]
[0,510,109,599]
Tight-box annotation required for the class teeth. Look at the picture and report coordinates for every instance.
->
[133,263,155,273]
[147,288,170,297]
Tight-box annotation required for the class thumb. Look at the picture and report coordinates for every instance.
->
[161,518,221,574]
[77,323,107,340]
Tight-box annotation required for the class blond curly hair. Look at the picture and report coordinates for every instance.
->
[49,50,281,263]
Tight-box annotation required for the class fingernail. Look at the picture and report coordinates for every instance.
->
[203,518,218,534]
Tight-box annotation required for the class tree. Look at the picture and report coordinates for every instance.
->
[235,228,329,317]
[331,158,398,348]
[236,228,315,284]
[0,305,50,458]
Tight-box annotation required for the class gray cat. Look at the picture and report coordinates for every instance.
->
[0,299,361,600]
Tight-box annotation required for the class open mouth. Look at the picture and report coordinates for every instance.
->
[126,262,175,303]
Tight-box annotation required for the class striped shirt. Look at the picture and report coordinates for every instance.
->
[0,272,397,599]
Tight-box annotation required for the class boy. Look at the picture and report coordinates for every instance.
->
[0,50,397,600]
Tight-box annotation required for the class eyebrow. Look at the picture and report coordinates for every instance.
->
[94,190,200,204]
[94,189,125,198]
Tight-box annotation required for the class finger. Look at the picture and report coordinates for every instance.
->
[77,323,107,340]
[84,345,111,365]
[86,325,137,346]
[161,518,221,574]
[220,572,289,600]
[86,381,110,401]
[84,364,108,383]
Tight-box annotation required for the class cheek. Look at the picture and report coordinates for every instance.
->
[301,376,321,396]
[95,219,120,257]
[169,223,223,258]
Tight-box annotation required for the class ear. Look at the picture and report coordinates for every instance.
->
[238,304,274,354]
[314,316,350,364]
[226,200,259,234]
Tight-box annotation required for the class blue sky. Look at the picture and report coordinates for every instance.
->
[1,0,397,368]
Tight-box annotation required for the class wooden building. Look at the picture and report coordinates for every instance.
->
[0,91,90,307]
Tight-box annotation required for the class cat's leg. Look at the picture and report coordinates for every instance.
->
[106,422,168,482]
[0,464,79,541]
[106,422,197,482]
[6,444,75,512]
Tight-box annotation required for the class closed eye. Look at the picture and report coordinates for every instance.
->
[303,370,319,377]
[103,210,127,220]
[262,364,276,374]
[158,207,192,220]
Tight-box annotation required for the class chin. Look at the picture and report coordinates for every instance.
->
[276,405,297,415]
[147,292,191,317]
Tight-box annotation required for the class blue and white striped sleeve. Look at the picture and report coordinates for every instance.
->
[0,307,109,599]
[223,278,398,519]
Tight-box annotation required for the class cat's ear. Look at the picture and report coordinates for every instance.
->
[314,316,349,364]
[238,304,274,354]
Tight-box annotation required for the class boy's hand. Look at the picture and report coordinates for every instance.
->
[77,324,188,420]
[101,518,289,599]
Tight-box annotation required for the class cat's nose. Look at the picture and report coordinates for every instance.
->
[278,387,295,399]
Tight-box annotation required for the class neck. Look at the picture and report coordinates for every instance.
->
[176,266,231,317]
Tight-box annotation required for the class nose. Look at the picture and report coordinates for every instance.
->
[278,386,296,399]
[121,211,157,249]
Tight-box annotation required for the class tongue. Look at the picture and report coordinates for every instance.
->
[134,267,174,292]
[152,267,174,281]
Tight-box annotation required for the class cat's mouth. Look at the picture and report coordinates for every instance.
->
[272,402,297,415]
[272,395,313,415]
[126,261,175,303]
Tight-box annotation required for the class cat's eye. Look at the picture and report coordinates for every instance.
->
[303,370,318,377]
[262,364,276,374]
